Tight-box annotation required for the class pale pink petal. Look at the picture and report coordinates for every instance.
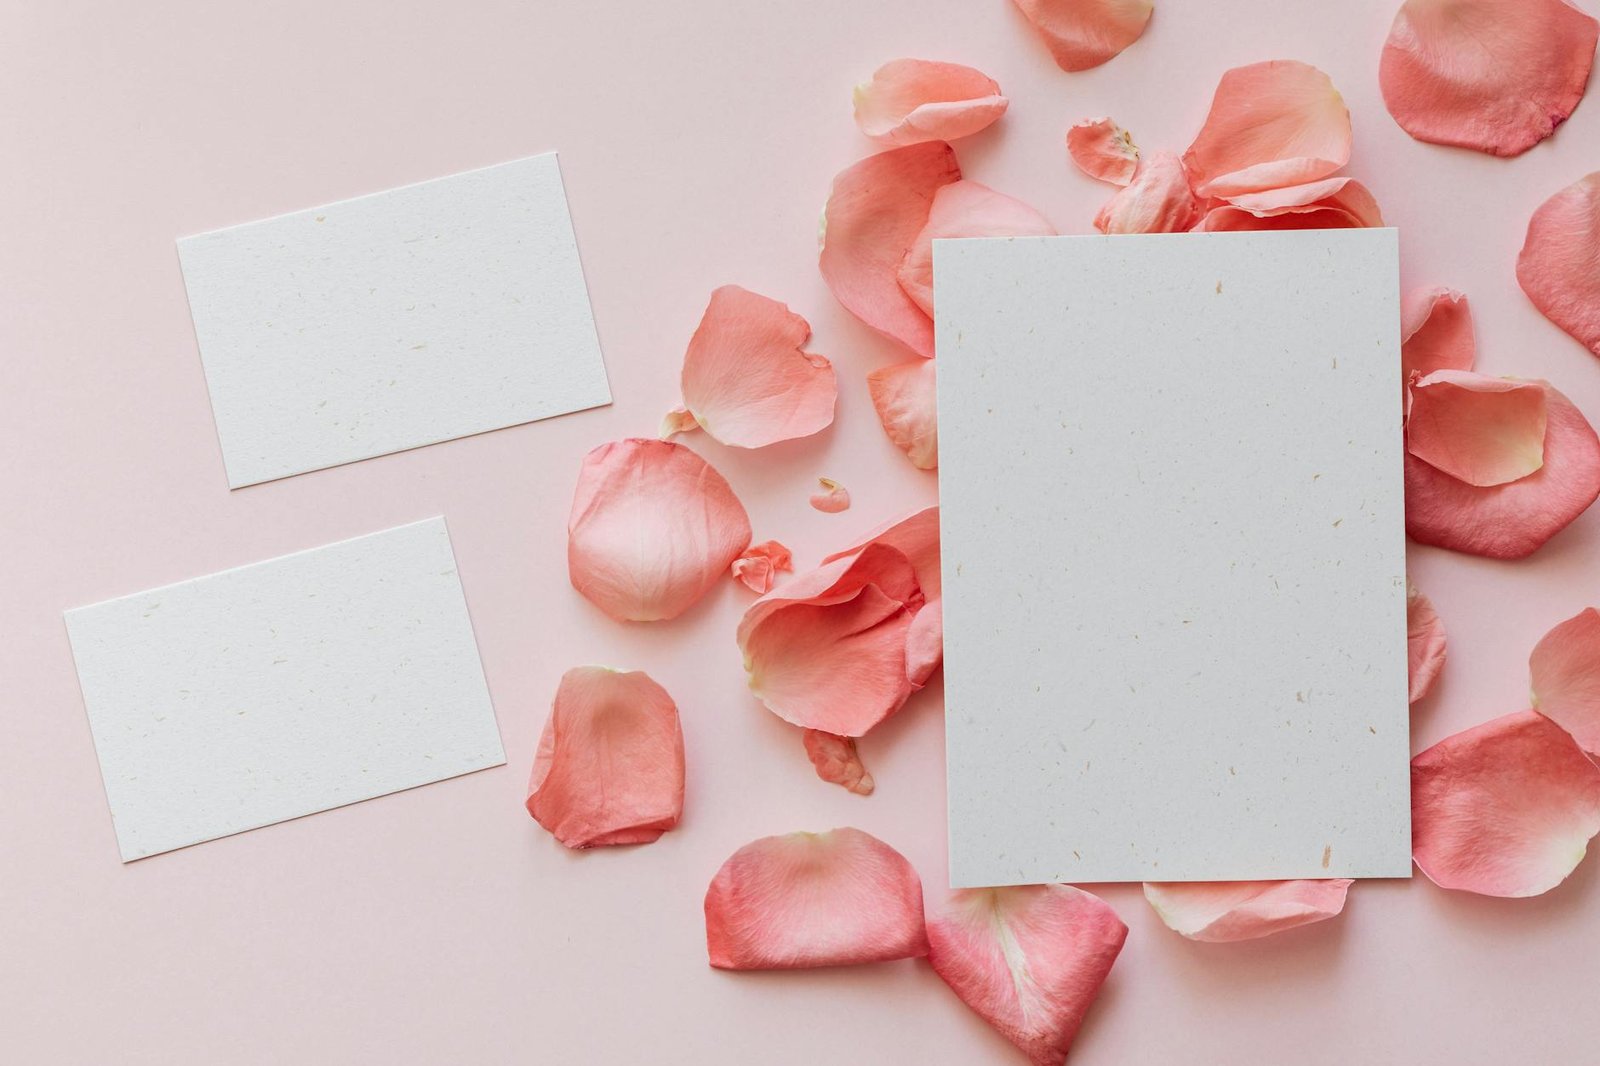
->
[853,59,1008,147]
[731,540,793,594]
[568,439,752,621]
[810,477,852,513]
[803,730,875,795]
[1094,151,1201,234]
[525,667,684,848]
[1517,172,1600,358]
[820,143,961,358]
[926,885,1127,1065]
[898,180,1055,317]
[675,285,836,448]
[1193,179,1384,232]
[1012,0,1154,72]
[905,598,944,688]
[1404,382,1600,558]
[1531,608,1600,753]
[1182,60,1352,198]
[1408,582,1447,704]
[1143,879,1352,942]
[1380,0,1598,156]
[1401,287,1475,381]
[659,406,699,438]
[1067,117,1140,186]
[1412,709,1600,896]
[704,827,927,969]
[1405,370,1547,487]
[868,358,939,469]
[1220,175,1356,212]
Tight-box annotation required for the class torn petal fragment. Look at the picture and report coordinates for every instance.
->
[1517,172,1600,358]
[731,540,794,594]
[1405,370,1547,487]
[1011,0,1154,72]
[1143,879,1352,942]
[810,478,852,513]
[1530,607,1600,753]
[1183,60,1352,198]
[853,59,1008,147]
[899,180,1055,317]
[1408,582,1447,704]
[803,730,875,795]
[1094,151,1200,234]
[868,358,939,469]
[659,406,700,438]
[1401,287,1475,381]
[1067,117,1140,186]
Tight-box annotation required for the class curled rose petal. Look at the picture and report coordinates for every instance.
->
[1412,709,1600,897]
[1402,287,1475,381]
[1531,608,1600,753]
[898,180,1055,317]
[568,439,752,621]
[1408,582,1447,704]
[803,729,875,795]
[1404,381,1600,558]
[1183,60,1352,198]
[926,885,1127,1065]
[810,477,852,513]
[731,540,793,594]
[1194,179,1382,232]
[1067,117,1140,186]
[1406,370,1547,487]
[1517,172,1600,358]
[1380,0,1599,157]
[824,506,943,685]
[868,358,939,470]
[1093,151,1200,234]
[1143,879,1352,942]
[853,59,1008,147]
[820,142,961,358]
[704,827,927,969]
[525,667,684,848]
[1012,0,1154,72]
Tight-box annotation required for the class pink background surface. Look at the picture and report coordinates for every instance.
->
[4,1,1600,1061]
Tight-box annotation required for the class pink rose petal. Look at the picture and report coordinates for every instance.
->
[704,827,927,969]
[853,59,1008,147]
[1531,607,1600,753]
[809,477,852,513]
[525,667,684,849]
[1067,117,1140,186]
[898,180,1056,317]
[926,885,1127,1065]
[1143,879,1352,942]
[731,540,793,594]
[1517,172,1600,358]
[1412,709,1600,897]
[1404,381,1600,558]
[868,358,939,470]
[1183,60,1353,198]
[1402,287,1475,381]
[1408,582,1447,704]
[568,439,752,621]
[823,506,944,686]
[820,142,961,358]
[802,729,875,795]
[1093,150,1201,234]
[1220,175,1357,213]
[1405,370,1548,487]
[1194,179,1382,232]
[1012,0,1154,72]
[1380,0,1598,157]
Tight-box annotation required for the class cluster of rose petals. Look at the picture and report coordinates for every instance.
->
[1531,608,1600,753]
[854,59,1007,146]
[822,506,944,688]
[809,477,851,513]
[1012,0,1153,72]
[1380,0,1599,157]
[568,438,752,621]
[802,730,875,795]
[704,827,927,969]
[526,667,685,848]
[1407,582,1447,704]
[731,540,792,594]
[1517,172,1600,358]
[926,884,1126,1064]
[1143,879,1352,942]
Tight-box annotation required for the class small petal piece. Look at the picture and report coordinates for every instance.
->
[1094,151,1201,234]
[853,59,1008,147]
[1517,172,1600,358]
[1531,608,1600,753]
[1012,0,1154,72]
[810,477,852,513]
[704,827,927,969]
[1067,117,1140,186]
[731,540,793,594]
[1183,60,1353,198]
[1380,0,1599,157]
[1143,879,1352,942]
[1412,709,1600,896]
[1402,287,1475,381]
[1406,370,1547,487]
[1194,179,1382,232]
[803,730,875,795]
[869,358,939,469]
[926,885,1127,1065]
[526,667,685,848]
[820,143,961,358]
[568,439,752,621]
[659,406,699,438]
[1408,582,1447,704]
[899,181,1056,317]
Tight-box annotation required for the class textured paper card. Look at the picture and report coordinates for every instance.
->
[178,153,611,488]
[936,229,1410,886]
[65,518,504,861]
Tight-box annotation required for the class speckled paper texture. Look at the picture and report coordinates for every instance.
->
[936,229,1410,886]
[65,518,504,861]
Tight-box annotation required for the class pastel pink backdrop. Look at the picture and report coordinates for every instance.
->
[4,1,1599,1062]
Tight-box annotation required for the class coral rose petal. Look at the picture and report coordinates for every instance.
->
[1094,150,1201,234]
[905,598,944,687]
[1143,879,1352,942]
[1407,582,1447,704]
[1405,370,1547,487]
[1531,607,1600,753]
[823,505,942,598]
[731,540,793,594]
[810,477,852,513]
[525,667,685,848]
[1012,0,1154,72]
[1067,117,1140,186]
[868,358,940,469]
[568,439,753,621]
[1517,172,1600,357]
[1194,179,1383,232]
[820,142,961,358]
[1380,0,1599,157]
[853,59,1008,146]
[1183,60,1352,198]
[1404,382,1600,558]
[1412,709,1600,896]
[926,884,1127,1065]
[704,827,928,969]
[802,730,876,795]
[1221,176,1354,213]
[1402,287,1475,380]
[898,181,1055,317]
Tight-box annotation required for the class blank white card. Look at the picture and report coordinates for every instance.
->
[936,229,1411,885]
